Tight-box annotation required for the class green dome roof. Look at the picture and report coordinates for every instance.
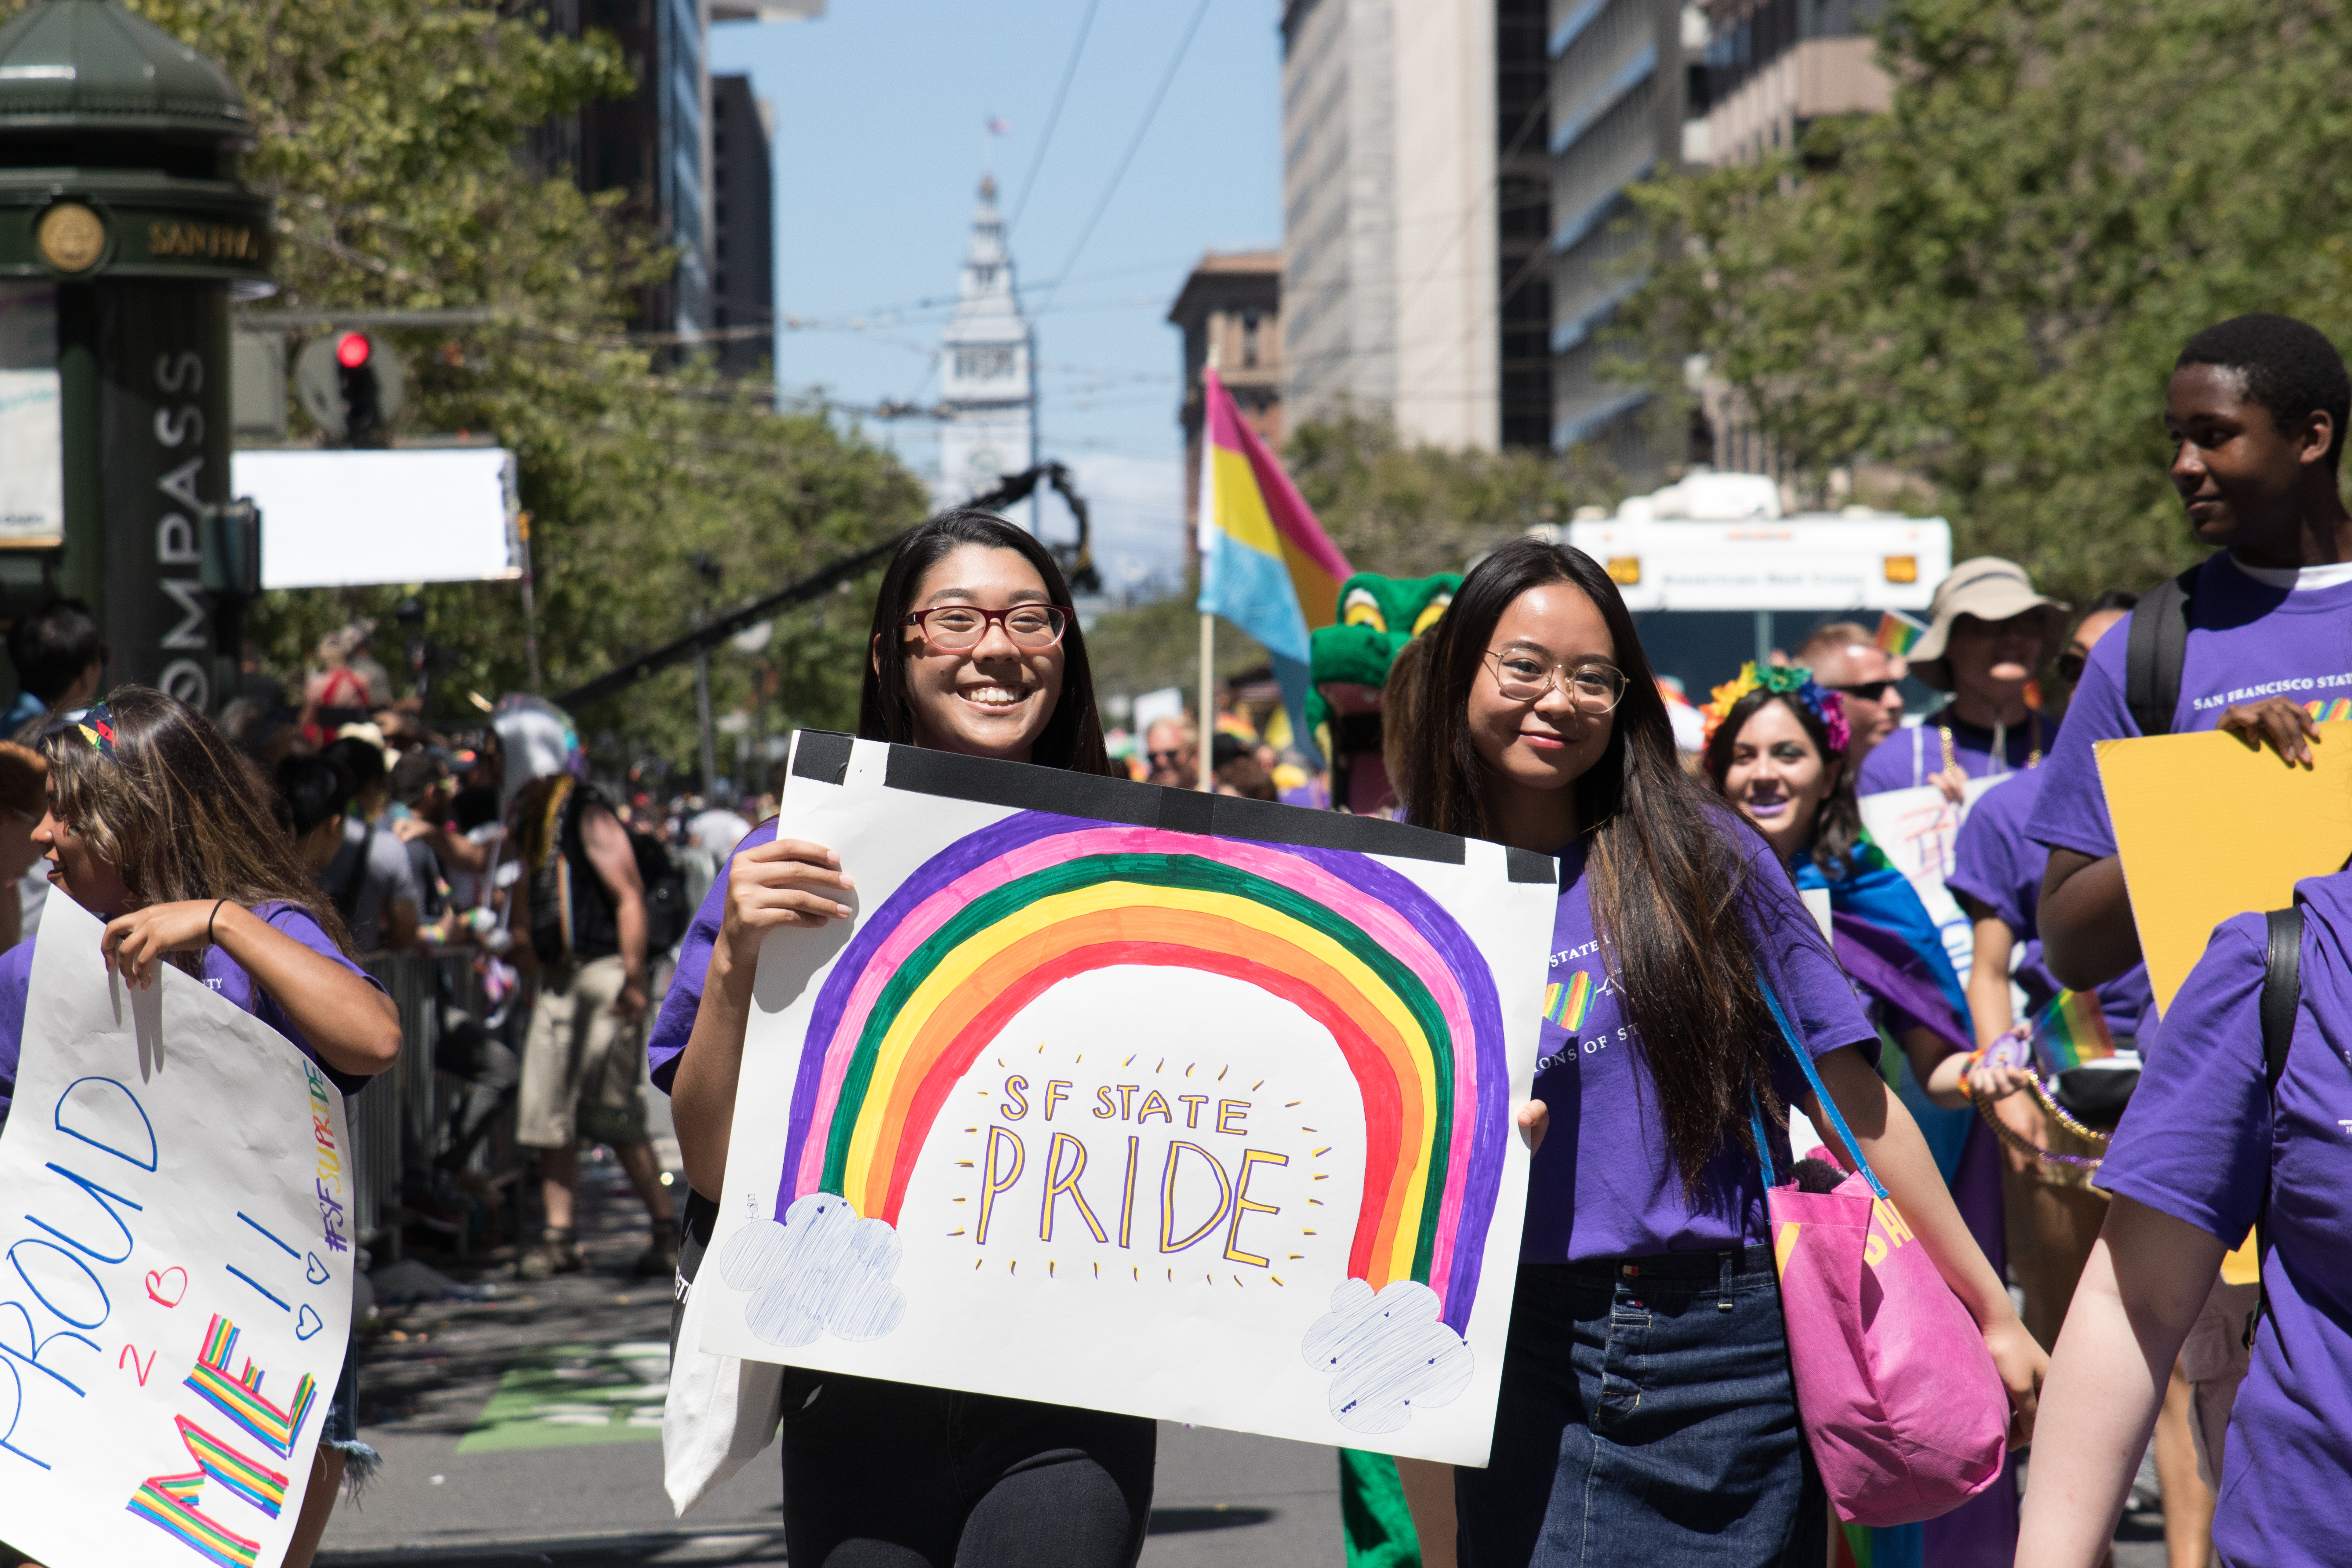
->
[0,0,250,142]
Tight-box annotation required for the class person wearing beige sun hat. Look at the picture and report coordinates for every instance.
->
[1855,557,2071,799]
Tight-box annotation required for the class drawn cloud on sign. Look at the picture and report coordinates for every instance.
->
[716,1192,907,1347]
[1302,1278,1474,1434]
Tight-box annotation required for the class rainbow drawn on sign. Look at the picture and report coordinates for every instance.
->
[775,812,1512,1332]
[128,1468,264,1568]
[2305,698,2352,722]
[1543,971,1593,1031]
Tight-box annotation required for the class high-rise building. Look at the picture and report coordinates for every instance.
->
[534,1,815,342]
[1169,252,1283,548]
[938,178,1036,507]
[710,74,775,377]
[1280,0,1505,451]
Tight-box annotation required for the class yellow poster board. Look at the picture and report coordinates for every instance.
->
[2099,722,2352,1016]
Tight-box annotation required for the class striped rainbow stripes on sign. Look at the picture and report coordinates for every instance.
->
[127,1463,265,1568]
[775,811,1511,1333]
[1873,611,1925,657]
[185,1314,318,1459]
[1544,971,1593,1031]
[2029,989,2116,1075]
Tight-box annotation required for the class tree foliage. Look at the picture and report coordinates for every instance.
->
[1284,414,1616,577]
[81,0,927,777]
[1619,0,2352,603]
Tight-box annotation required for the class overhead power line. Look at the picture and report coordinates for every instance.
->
[1036,0,1214,318]
[1009,0,1104,235]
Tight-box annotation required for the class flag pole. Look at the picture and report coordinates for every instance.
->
[1198,611,1215,792]
[1198,342,1220,793]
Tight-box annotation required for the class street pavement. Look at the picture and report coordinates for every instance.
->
[318,1152,2168,1568]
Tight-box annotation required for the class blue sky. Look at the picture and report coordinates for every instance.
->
[711,0,1285,598]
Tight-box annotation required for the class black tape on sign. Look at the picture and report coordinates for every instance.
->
[1506,848,1560,885]
[791,729,855,785]
[877,741,1468,865]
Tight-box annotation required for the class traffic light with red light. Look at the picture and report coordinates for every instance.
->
[295,329,406,447]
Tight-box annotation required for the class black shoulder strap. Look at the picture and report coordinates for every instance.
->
[2249,898,2306,1345]
[332,822,376,922]
[2124,565,2199,736]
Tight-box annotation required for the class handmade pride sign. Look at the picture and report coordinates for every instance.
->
[1855,773,2011,984]
[0,897,354,1568]
[697,733,1552,1465]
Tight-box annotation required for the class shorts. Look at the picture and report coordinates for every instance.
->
[517,953,649,1150]
[2179,1271,2259,1490]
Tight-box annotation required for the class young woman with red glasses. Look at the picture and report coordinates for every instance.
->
[647,511,1147,1568]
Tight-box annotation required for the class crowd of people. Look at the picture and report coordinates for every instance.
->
[2,311,2348,1568]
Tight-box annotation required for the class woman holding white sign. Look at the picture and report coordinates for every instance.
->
[0,687,400,1568]
[1392,540,2044,1567]
[651,511,1154,1568]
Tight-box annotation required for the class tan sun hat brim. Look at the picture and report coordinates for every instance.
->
[1907,557,2071,692]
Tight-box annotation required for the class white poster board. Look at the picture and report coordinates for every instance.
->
[697,734,1552,1465]
[234,447,520,589]
[1856,774,2013,986]
[0,283,62,545]
[0,898,355,1567]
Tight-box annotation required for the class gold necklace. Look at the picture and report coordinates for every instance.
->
[1940,709,2042,775]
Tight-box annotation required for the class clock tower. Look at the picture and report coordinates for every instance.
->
[937,176,1036,510]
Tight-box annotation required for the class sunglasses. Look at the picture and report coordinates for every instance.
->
[1828,680,1898,703]
[1147,748,1191,767]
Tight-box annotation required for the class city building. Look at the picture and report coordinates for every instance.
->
[1551,0,1889,477]
[937,177,1036,506]
[532,0,815,342]
[1279,0,1506,451]
[1168,251,1283,546]
[710,74,776,377]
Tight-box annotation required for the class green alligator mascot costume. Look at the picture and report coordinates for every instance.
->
[1306,571,1460,817]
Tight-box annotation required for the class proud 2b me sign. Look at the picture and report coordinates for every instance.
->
[696,735,1552,1466]
[0,898,353,1568]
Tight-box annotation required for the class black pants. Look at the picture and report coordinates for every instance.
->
[779,1369,1157,1568]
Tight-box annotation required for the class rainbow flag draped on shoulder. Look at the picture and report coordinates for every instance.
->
[1196,366,1352,762]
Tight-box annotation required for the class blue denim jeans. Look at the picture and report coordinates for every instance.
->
[1457,1251,1826,1568]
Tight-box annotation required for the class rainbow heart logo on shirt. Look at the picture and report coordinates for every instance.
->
[1543,971,1594,1031]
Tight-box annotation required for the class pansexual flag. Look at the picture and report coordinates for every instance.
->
[2029,989,2116,1075]
[1874,610,1926,658]
[1197,367,1352,762]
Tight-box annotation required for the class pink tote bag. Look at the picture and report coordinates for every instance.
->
[1751,987,2009,1528]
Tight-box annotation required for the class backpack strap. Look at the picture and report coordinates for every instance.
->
[2248,899,2306,1345]
[332,822,376,924]
[2123,566,2198,736]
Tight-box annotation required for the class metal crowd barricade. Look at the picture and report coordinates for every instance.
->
[349,947,519,1261]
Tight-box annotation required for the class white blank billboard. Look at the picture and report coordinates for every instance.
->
[233,447,520,590]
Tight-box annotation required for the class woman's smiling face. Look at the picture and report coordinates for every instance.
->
[1464,582,1619,802]
[885,543,1066,763]
[1720,698,1837,861]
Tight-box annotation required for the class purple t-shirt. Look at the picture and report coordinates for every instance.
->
[1856,708,2057,796]
[1946,769,2152,1040]
[2029,554,2352,862]
[0,900,375,1125]
[2096,868,2352,1568]
[647,819,777,1094]
[1523,820,1878,1263]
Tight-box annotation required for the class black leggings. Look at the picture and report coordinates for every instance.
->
[779,1369,1156,1568]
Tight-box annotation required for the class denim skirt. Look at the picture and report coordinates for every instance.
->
[1457,1249,1825,1568]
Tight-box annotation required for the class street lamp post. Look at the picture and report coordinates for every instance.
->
[0,0,272,708]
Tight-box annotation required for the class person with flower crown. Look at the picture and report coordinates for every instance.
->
[1700,661,2019,1568]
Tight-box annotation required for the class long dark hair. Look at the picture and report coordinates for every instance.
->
[40,685,356,963]
[856,510,1115,776]
[1396,539,1791,1186]
[1700,685,1865,880]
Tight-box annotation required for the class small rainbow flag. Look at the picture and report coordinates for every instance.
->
[1873,610,1926,658]
[2029,989,2116,1075]
[1544,971,1594,1031]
